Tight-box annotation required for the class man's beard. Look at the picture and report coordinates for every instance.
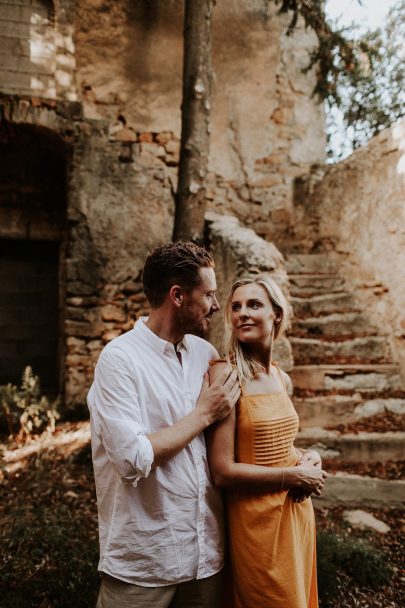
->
[177,309,210,338]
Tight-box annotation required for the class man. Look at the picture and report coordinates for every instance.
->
[88,242,240,607]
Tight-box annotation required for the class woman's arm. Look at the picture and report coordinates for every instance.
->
[206,362,327,495]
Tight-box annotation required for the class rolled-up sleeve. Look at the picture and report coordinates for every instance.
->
[88,346,154,486]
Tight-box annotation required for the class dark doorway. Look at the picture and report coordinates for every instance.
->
[0,122,67,394]
[0,239,59,389]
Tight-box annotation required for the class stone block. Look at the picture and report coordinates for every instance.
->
[139,132,153,143]
[291,293,359,318]
[296,428,405,462]
[101,304,126,323]
[65,320,104,338]
[164,139,180,157]
[290,364,402,392]
[343,510,390,533]
[155,131,173,144]
[111,127,137,142]
[290,335,392,365]
[312,473,405,507]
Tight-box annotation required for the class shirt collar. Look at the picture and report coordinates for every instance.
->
[135,317,188,354]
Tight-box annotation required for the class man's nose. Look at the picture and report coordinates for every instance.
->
[212,295,220,311]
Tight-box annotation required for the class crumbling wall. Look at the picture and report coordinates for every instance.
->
[291,120,405,375]
[75,0,325,244]
[1,1,326,407]
[206,212,293,371]
[0,0,77,101]
[0,96,178,407]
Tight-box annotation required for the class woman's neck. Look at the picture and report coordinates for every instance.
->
[244,342,272,373]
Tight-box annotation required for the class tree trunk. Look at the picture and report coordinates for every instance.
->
[172,0,214,243]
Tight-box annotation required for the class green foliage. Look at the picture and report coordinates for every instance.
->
[338,537,394,588]
[327,1,405,158]
[317,530,341,602]
[273,0,363,102]
[317,529,394,607]
[0,366,59,437]
[273,1,404,160]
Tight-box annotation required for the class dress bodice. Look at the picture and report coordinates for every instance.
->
[236,391,299,467]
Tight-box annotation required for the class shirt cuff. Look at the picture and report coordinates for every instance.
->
[119,433,154,487]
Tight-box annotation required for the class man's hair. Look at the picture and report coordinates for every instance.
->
[142,242,214,308]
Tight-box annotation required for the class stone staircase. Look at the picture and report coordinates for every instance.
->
[286,253,405,507]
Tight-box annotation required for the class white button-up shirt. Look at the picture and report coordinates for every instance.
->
[87,318,224,586]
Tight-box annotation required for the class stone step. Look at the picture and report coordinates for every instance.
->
[288,273,345,297]
[294,394,364,428]
[286,254,339,275]
[294,395,405,428]
[291,364,402,392]
[353,398,405,418]
[312,473,405,507]
[291,312,378,339]
[291,293,360,318]
[290,336,392,365]
[295,428,405,462]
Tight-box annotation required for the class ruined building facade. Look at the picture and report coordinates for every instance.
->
[0,0,404,415]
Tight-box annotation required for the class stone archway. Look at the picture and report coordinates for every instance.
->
[0,121,66,392]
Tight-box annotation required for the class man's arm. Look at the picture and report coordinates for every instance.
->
[90,348,240,481]
[148,365,240,468]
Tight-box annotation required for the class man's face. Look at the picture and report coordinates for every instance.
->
[178,267,220,338]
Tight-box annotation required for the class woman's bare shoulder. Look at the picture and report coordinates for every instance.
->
[280,368,293,395]
[208,359,229,382]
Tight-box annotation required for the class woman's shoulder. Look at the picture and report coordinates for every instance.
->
[209,358,227,366]
[273,363,293,395]
[208,359,232,382]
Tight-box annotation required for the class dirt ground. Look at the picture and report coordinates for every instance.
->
[0,422,403,608]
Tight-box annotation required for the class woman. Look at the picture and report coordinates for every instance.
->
[207,276,327,608]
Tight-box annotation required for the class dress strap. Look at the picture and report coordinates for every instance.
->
[273,362,286,392]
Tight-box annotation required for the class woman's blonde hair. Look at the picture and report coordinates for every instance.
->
[223,275,291,383]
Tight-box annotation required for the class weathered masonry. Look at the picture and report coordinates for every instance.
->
[0,0,326,408]
[1,0,404,418]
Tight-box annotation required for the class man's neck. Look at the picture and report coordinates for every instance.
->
[144,308,184,345]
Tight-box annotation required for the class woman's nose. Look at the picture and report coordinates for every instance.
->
[239,306,249,318]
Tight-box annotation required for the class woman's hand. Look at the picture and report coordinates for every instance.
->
[298,450,322,469]
[285,464,327,497]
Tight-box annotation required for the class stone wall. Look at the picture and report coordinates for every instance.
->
[0,95,179,407]
[1,2,326,407]
[206,212,293,371]
[0,0,77,101]
[75,0,325,244]
[291,120,405,376]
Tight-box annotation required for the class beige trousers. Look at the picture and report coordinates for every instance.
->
[96,571,223,608]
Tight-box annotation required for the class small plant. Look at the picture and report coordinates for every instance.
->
[0,366,59,437]
[317,529,394,606]
[338,538,393,589]
[317,530,341,603]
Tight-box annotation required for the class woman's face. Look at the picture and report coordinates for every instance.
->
[230,283,277,345]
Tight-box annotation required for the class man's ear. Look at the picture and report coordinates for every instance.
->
[169,284,184,308]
